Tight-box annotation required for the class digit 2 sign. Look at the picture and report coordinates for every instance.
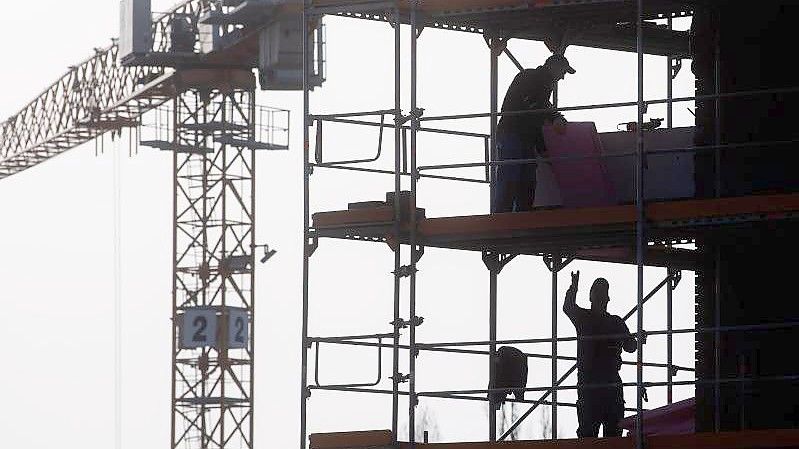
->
[227,308,249,349]
[180,308,218,349]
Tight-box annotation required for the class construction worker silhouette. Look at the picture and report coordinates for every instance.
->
[487,345,528,410]
[563,271,638,437]
[490,53,574,213]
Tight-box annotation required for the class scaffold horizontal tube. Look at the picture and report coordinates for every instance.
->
[419,86,799,122]
[309,385,407,395]
[308,337,693,372]
[417,393,640,413]
[309,163,488,184]
[309,333,394,341]
[417,138,799,172]
[309,109,397,119]
[314,116,490,139]
[417,374,799,397]
[419,320,799,348]
[304,385,644,413]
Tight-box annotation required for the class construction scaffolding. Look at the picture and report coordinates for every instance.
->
[300,1,799,449]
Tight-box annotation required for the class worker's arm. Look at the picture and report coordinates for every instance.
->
[563,271,582,322]
[523,70,563,121]
[621,320,638,353]
[537,79,566,135]
[544,99,566,125]
[550,111,567,135]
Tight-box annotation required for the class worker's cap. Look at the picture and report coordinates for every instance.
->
[545,54,576,74]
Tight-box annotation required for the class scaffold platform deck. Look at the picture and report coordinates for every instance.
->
[309,429,799,449]
[313,193,799,268]
[310,0,694,57]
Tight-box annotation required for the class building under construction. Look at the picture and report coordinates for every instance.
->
[302,2,799,449]
[1,1,798,449]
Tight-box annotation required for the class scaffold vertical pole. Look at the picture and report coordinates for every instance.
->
[667,268,674,404]
[713,245,721,432]
[551,255,559,440]
[489,262,498,442]
[488,34,500,442]
[489,36,499,205]
[301,2,311,448]
[635,0,646,448]
[714,15,722,199]
[392,3,403,443]
[409,2,420,447]
[667,18,673,129]
[713,13,723,433]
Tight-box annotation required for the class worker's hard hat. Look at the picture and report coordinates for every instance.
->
[545,54,576,74]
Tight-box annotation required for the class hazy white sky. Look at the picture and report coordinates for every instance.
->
[0,2,697,449]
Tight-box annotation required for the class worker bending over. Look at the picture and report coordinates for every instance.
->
[491,53,574,213]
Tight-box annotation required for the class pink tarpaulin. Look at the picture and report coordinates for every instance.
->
[542,122,617,208]
[619,398,695,436]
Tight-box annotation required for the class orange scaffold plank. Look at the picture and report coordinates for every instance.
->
[310,430,393,449]
[313,193,799,235]
[405,429,799,449]
[311,0,556,14]
[309,429,799,449]
[311,193,799,265]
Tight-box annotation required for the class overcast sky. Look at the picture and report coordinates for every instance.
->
[0,2,696,449]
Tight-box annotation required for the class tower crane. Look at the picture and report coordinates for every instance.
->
[0,1,324,448]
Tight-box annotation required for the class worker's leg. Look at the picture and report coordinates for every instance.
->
[601,388,625,437]
[506,135,534,212]
[491,134,513,213]
[491,133,524,213]
[524,132,546,210]
[602,416,623,437]
[491,164,514,213]
[576,392,601,437]
[517,161,537,212]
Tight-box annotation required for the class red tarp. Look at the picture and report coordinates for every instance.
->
[619,398,695,436]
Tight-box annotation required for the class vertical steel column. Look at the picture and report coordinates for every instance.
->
[714,19,722,198]
[488,42,500,442]
[713,14,723,432]
[551,256,559,440]
[489,36,499,198]
[713,245,721,432]
[667,269,674,404]
[220,94,228,449]
[301,2,312,448]
[635,0,646,447]
[666,18,674,129]
[391,4,403,442]
[408,2,421,446]
[201,100,211,449]
[170,93,179,449]
[248,86,257,449]
[489,265,498,442]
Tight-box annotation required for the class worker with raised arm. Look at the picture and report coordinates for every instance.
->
[490,53,575,213]
[563,271,639,438]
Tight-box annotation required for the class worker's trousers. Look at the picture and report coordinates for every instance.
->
[491,132,537,213]
[576,383,625,438]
